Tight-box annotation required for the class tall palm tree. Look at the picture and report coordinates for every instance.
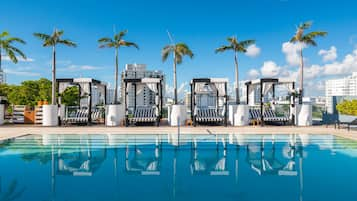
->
[0,31,26,71]
[290,21,327,100]
[162,43,193,104]
[216,37,255,104]
[34,29,77,105]
[98,30,139,104]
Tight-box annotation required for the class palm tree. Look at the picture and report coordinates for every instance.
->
[98,30,139,104]
[162,43,193,104]
[0,31,26,71]
[290,21,327,100]
[34,29,77,105]
[216,37,255,104]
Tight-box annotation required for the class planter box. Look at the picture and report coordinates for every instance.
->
[0,104,4,125]
[169,104,187,126]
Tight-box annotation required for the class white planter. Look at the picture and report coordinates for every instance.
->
[228,105,238,125]
[0,104,4,125]
[296,103,312,126]
[234,104,249,126]
[170,104,186,126]
[42,105,58,126]
[106,104,125,126]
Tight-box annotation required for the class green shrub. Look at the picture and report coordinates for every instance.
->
[336,100,357,116]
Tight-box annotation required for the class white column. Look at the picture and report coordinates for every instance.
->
[106,104,125,126]
[170,104,186,126]
[0,104,4,125]
[43,105,58,126]
[234,104,249,126]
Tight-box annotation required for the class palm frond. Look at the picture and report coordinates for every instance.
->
[239,39,255,48]
[215,45,233,53]
[33,33,51,41]
[58,39,77,47]
[5,49,18,63]
[114,30,128,41]
[161,45,173,62]
[8,46,27,59]
[299,21,313,30]
[176,43,193,58]
[98,37,113,43]
[304,31,328,39]
[7,37,26,44]
[0,31,9,38]
[122,41,139,49]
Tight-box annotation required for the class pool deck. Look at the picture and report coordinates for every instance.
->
[0,125,356,141]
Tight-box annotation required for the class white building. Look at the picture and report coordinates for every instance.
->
[121,64,165,108]
[325,72,357,113]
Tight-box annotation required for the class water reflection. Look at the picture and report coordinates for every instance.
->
[0,134,356,201]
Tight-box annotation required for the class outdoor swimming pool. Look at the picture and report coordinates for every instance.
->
[0,134,356,201]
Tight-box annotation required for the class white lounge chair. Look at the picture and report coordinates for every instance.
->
[63,108,89,125]
[128,106,159,126]
[194,107,224,126]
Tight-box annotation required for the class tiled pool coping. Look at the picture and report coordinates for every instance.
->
[0,125,356,141]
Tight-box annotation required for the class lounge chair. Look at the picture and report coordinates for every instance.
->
[193,107,224,126]
[249,108,290,125]
[62,108,89,125]
[263,109,290,124]
[128,106,159,126]
[336,118,357,131]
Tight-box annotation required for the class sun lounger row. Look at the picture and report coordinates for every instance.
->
[63,109,89,124]
[249,108,290,124]
[128,107,158,125]
[194,108,224,124]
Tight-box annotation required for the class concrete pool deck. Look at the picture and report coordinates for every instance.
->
[0,125,356,141]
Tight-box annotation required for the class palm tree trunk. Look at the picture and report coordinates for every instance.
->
[52,46,56,105]
[299,47,304,103]
[114,48,119,104]
[173,52,178,104]
[234,52,240,104]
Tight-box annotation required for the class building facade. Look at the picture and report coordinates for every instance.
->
[325,72,357,113]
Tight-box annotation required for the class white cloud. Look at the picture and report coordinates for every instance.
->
[305,65,323,80]
[245,44,261,58]
[58,65,103,71]
[282,42,305,66]
[3,55,34,62]
[165,82,188,100]
[318,46,337,62]
[4,68,40,77]
[260,61,281,77]
[247,69,260,79]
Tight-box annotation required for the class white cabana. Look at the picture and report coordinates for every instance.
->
[56,78,107,125]
[245,78,296,126]
[123,76,164,126]
[190,78,228,126]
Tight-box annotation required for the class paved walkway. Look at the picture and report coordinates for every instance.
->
[0,125,356,141]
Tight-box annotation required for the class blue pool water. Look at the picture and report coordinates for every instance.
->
[0,134,356,201]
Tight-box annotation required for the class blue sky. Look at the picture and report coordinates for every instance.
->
[2,0,357,96]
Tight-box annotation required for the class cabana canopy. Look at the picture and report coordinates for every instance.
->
[124,76,164,126]
[190,78,228,126]
[245,78,296,125]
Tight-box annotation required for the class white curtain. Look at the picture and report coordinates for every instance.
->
[214,83,226,96]
[262,82,273,96]
[146,83,158,93]
[58,82,72,94]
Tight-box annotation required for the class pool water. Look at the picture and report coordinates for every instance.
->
[0,134,357,201]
